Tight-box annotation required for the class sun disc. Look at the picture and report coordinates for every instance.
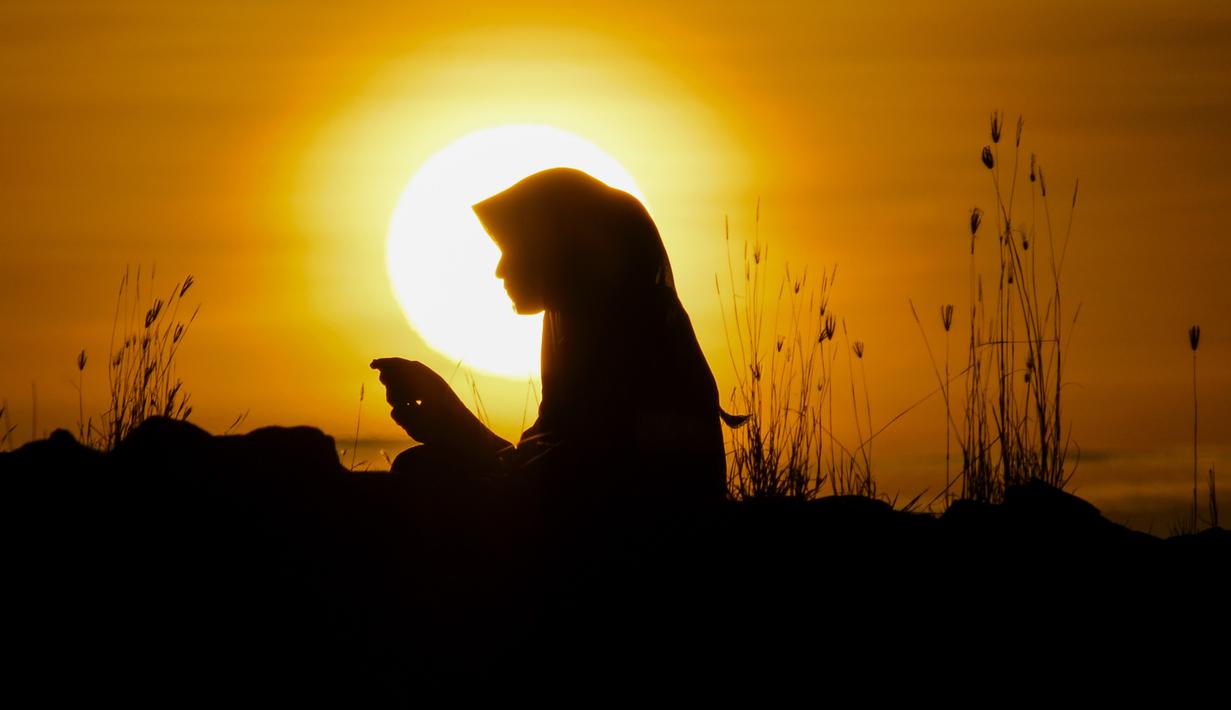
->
[388,125,644,378]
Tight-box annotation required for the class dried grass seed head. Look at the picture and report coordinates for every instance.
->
[970,207,984,236]
[1189,325,1201,351]
[819,314,836,342]
[144,299,164,328]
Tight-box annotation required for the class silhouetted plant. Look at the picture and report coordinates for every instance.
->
[941,304,955,506]
[717,205,881,501]
[0,401,15,451]
[964,112,1080,501]
[74,349,89,442]
[223,409,249,435]
[103,266,199,449]
[838,321,876,494]
[914,114,1080,506]
[1189,324,1200,529]
[351,384,365,471]
[1208,466,1219,529]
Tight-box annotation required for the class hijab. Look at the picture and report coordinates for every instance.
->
[472,168,674,310]
[472,168,726,482]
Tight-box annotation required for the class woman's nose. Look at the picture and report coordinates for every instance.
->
[495,255,506,279]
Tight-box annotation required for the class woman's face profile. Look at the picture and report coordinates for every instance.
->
[495,245,546,315]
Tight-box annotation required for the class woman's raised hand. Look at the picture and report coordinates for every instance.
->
[370,358,480,450]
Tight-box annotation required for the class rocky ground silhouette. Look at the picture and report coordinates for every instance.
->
[3,417,1226,697]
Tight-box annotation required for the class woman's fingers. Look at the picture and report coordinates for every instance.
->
[371,358,413,386]
[370,357,411,370]
[370,358,448,402]
[390,402,426,441]
[372,358,423,404]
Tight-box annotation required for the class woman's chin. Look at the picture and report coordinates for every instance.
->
[504,286,545,314]
[512,302,545,315]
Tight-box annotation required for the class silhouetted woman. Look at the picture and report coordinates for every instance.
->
[372,168,726,507]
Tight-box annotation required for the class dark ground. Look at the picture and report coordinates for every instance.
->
[3,418,1226,699]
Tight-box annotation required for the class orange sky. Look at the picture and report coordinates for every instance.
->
[2,0,1229,526]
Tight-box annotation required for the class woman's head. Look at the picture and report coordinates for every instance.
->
[473,168,673,313]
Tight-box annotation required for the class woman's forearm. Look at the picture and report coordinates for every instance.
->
[464,416,514,457]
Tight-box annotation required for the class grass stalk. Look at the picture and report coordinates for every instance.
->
[0,400,14,451]
[942,305,954,507]
[1189,325,1200,529]
[351,384,364,471]
[75,350,87,443]
[1208,466,1219,529]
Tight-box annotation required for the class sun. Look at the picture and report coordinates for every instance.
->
[387,125,645,378]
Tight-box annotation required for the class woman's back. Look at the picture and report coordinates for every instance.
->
[525,288,726,505]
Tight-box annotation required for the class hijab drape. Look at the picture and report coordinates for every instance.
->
[472,168,725,497]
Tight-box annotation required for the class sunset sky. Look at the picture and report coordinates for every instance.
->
[3,1,1228,527]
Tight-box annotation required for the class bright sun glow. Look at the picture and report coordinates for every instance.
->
[388,125,644,378]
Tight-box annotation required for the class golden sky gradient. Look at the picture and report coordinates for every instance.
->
[3,0,1229,525]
